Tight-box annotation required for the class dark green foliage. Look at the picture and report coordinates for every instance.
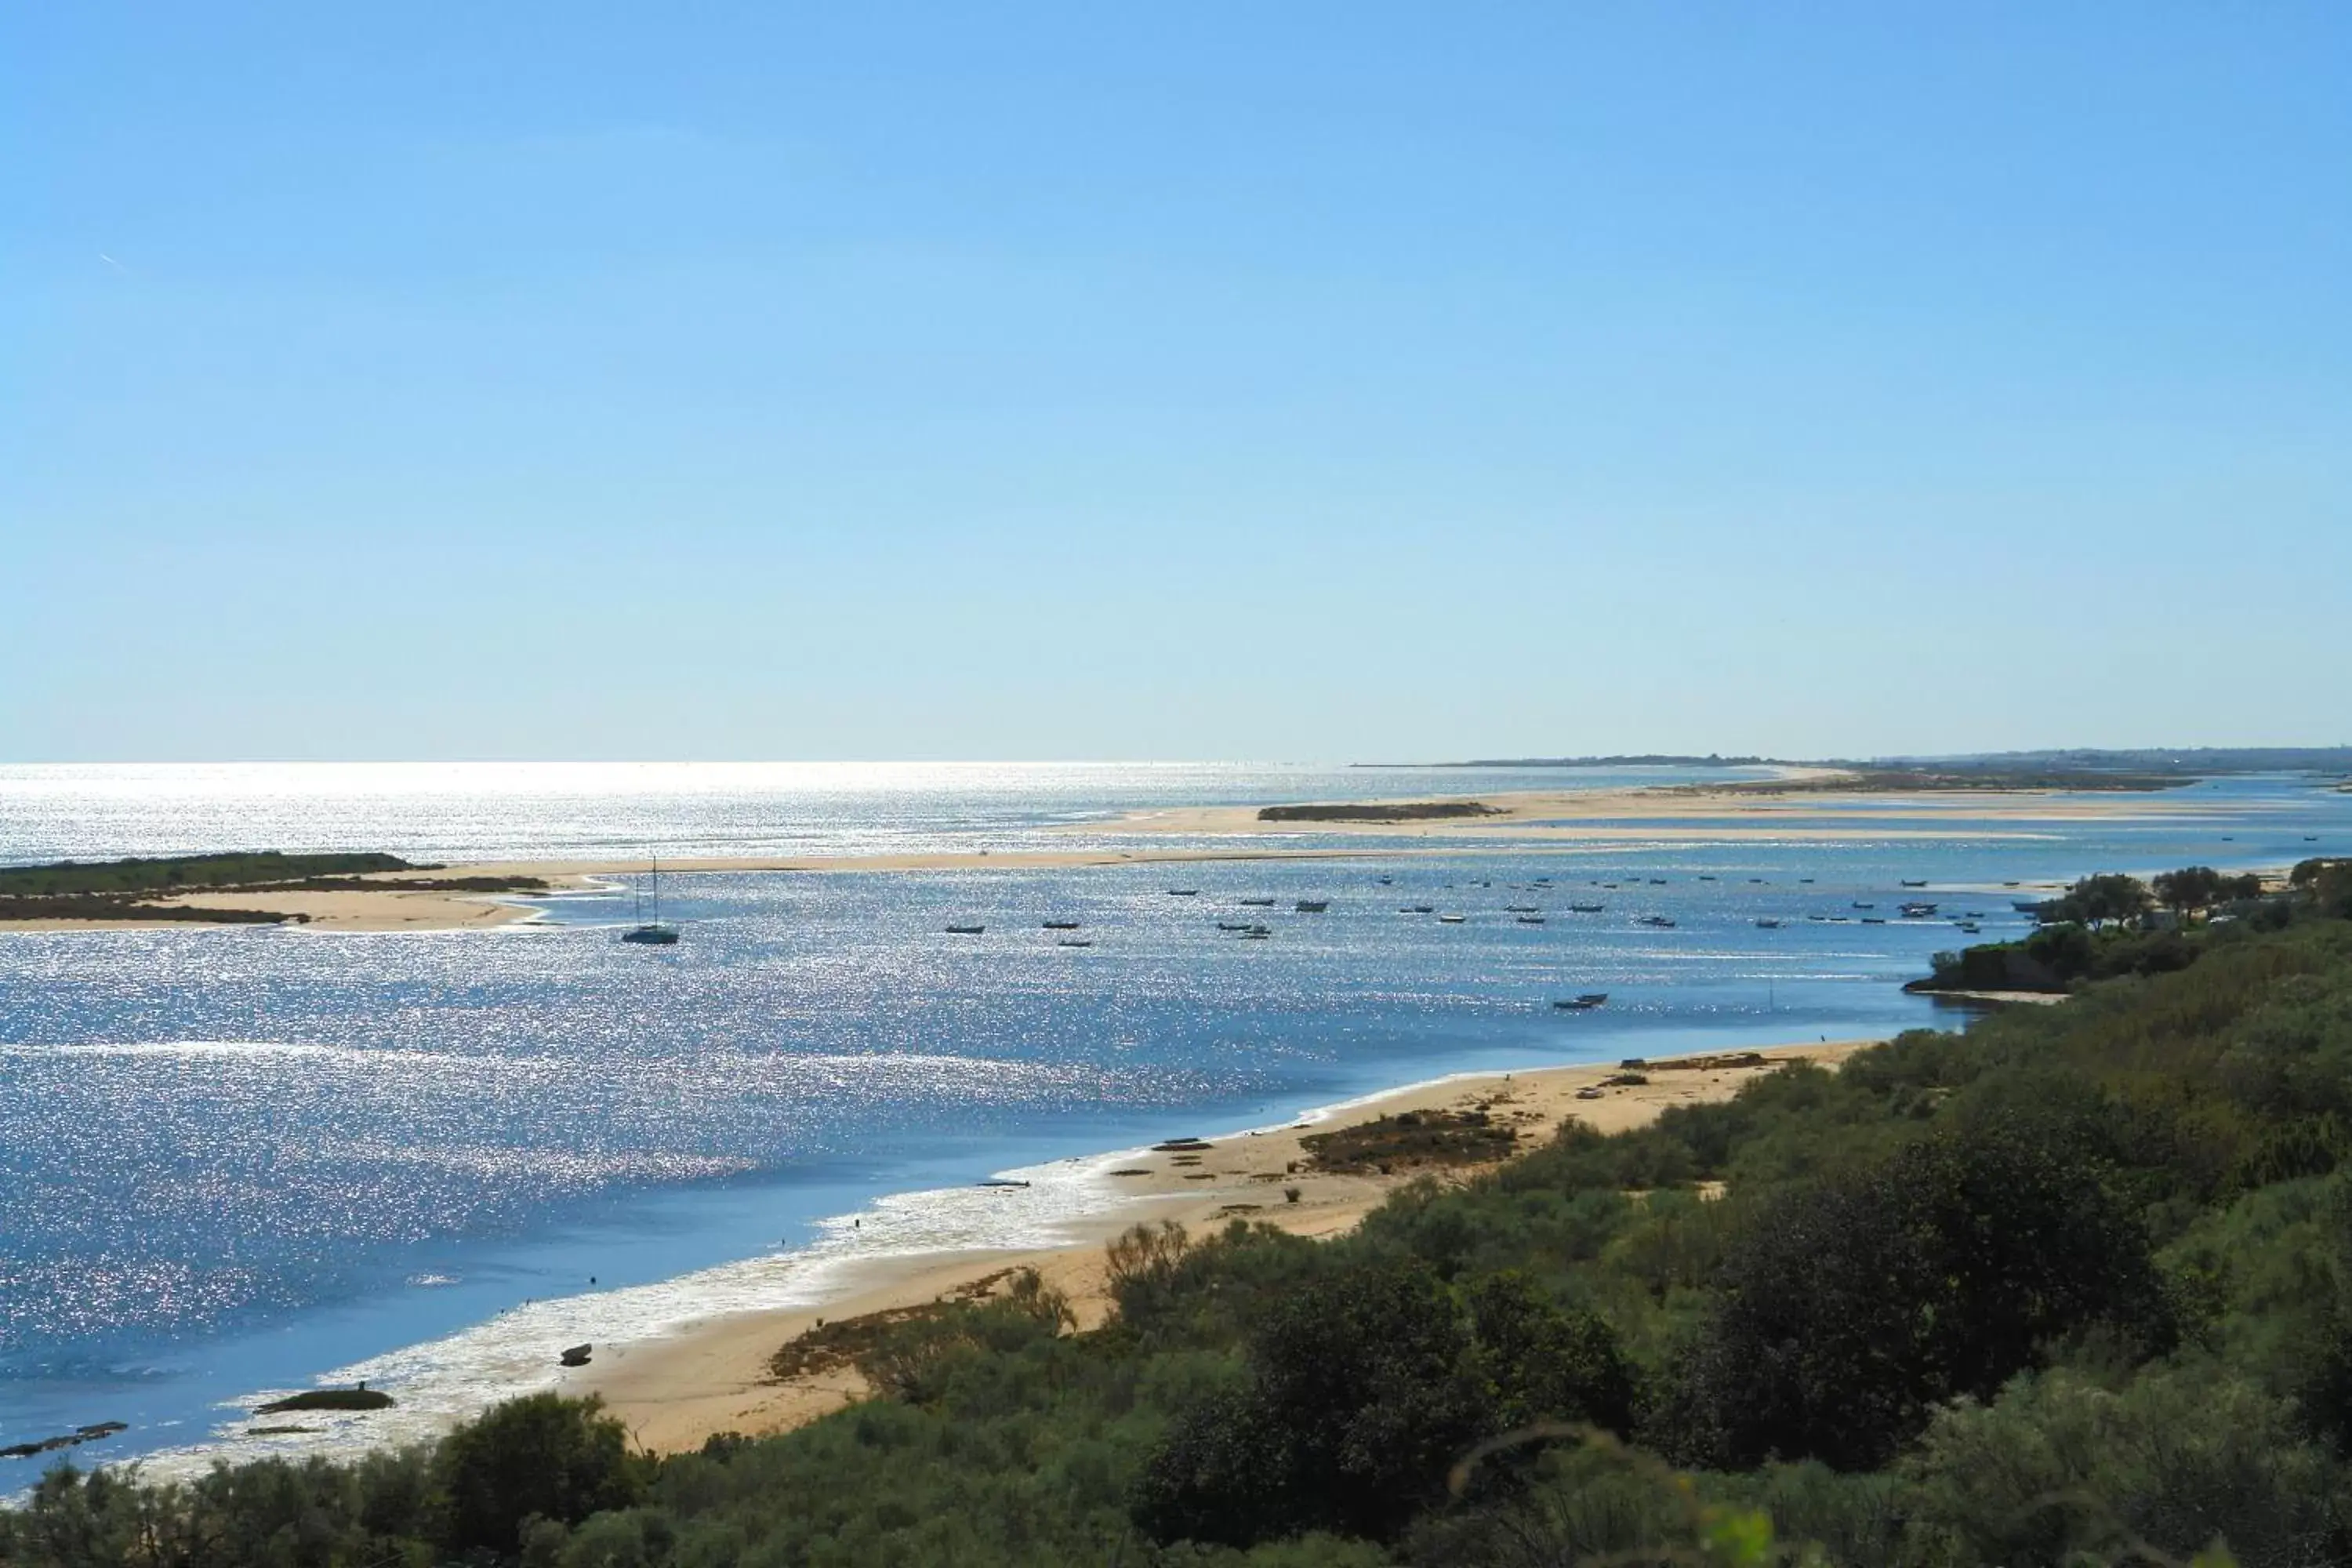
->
[1258,801,1503,822]
[2036,871,2155,927]
[1462,1270,1635,1433]
[0,851,416,896]
[1133,1254,1490,1545]
[1660,1129,2173,1472]
[434,1394,646,1555]
[1904,1363,2351,1566]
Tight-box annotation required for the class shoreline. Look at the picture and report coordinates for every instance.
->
[568,1036,1871,1455]
[124,1036,1875,1479]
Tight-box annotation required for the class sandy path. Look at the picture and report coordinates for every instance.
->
[574,1038,1869,1454]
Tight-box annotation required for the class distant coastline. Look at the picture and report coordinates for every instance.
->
[4,771,2251,935]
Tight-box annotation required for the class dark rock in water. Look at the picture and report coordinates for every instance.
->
[2,1421,130,1460]
[560,1343,593,1367]
[256,1387,394,1414]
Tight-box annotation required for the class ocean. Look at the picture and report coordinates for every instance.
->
[2,762,2347,1473]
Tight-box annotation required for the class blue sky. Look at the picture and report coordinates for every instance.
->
[6,3,2348,761]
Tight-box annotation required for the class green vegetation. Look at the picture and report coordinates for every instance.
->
[0,851,417,897]
[1300,1107,1521,1173]
[1257,802,1505,822]
[0,850,547,924]
[16,880,2352,1564]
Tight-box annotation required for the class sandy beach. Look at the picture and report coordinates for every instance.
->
[573,1037,1870,1454]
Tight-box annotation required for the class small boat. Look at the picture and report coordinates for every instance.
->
[1638,915,1677,928]
[2013,900,2044,913]
[1437,913,1467,924]
[1852,902,1875,910]
[1648,878,1668,886]
[1749,877,1767,884]
[1755,917,1782,929]
[1568,902,1605,913]
[1217,920,1254,931]
[1798,877,1816,884]
[1900,879,1929,888]
[1505,904,1539,913]
[1057,938,1094,948]
[1167,889,1200,898]
[1294,900,1329,913]
[946,923,985,935]
[1697,875,1717,881]
[1956,921,1981,933]
[1377,877,1392,885]
[1861,916,1887,924]
[620,856,681,946]
[1043,920,1081,930]
[1553,992,1610,1010]
[1240,928,1271,940]
[1533,877,1552,884]
[1515,915,1545,925]
[1899,902,1938,918]
[1239,898,1276,907]
[1406,903,1435,913]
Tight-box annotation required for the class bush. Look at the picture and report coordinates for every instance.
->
[434,1394,646,1555]
[1904,1364,2352,1566]
[1659,1127,2172,1471]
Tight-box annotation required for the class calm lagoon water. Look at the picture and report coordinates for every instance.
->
[2,763,2347,1471]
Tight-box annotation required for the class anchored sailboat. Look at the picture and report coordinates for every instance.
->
[621,855,681,946]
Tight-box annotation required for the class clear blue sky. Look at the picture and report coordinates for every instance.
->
[6,3,2348,762]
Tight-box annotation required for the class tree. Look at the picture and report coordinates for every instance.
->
[1133,1255,1492,1546]
[2154,866,2225,920]
[1661,1128,2173,1472]
[433,1394,646,1555]
[1462,1270,1635,1435]
[2041,873,2154,927]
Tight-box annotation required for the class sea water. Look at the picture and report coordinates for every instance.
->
[2,763,2346,1472]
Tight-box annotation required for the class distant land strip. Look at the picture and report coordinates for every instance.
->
[1256,802,1505,823]
[0,851,547,924]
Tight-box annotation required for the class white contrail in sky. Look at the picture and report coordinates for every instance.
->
[98,252,127,272]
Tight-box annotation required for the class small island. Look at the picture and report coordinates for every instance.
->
[1256,801,1504,823]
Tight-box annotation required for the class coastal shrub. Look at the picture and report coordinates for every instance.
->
[1902,1363,2352,1566]
[1133,1254,1491,1546]
[1658,1127,2172,1471]
[434,1393,646,1555]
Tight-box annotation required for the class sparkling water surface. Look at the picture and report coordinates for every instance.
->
[2,763,2347,1472]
